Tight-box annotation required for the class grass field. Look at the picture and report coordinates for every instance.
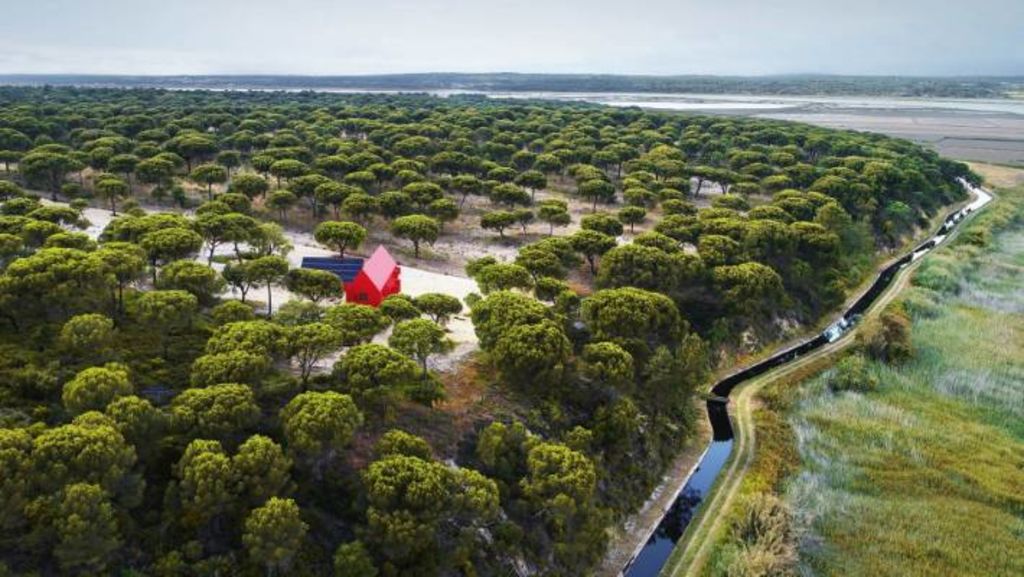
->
[694,181,1024,577]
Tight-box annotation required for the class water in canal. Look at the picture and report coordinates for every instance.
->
[623,440,733,577]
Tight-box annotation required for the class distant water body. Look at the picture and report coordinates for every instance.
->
[190,85,1024,116]
[265,87,1023,116]
[461,91,1024,115]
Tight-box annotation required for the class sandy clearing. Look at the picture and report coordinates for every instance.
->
[350,175,728,278]
[44,201,482,374]
[44,169,730,375]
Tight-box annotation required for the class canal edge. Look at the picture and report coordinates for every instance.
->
[657,182,993,576]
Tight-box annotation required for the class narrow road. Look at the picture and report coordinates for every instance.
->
[661,183,993,577]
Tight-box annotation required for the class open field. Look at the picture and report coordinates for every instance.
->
[968,161,1024,188]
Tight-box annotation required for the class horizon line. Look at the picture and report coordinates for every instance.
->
[1,72,1022,80]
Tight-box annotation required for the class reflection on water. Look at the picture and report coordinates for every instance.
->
[623,440,734,577]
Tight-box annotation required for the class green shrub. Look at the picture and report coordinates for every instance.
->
[726,492,796,577]
[899,288,943,319]
[912,258,960,294]
[960,228,990,247]
[828,354,879,393]
[857,303,914,363]
[210,300,256,325]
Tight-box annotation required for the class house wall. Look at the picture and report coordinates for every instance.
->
[344,273,382,306]
[342,267,400,307]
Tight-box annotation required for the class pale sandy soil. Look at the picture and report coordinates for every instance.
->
[351,175,726,276]
[40,170,733,372]
[44,200,481,375]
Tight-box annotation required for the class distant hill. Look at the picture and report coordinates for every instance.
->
[1,73,1021,98]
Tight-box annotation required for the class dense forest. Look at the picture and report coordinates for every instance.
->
[0,87,973,576]
[1,74,1021,99]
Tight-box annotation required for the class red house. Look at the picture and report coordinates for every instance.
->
[301,245,401,307]
[343,245,401,307]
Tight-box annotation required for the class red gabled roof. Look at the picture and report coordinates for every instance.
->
[361,245,398,290]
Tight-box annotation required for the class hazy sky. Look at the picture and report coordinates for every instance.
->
[1,0,1021,76]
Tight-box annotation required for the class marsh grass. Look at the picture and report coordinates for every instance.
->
[701,185,1024,577]
[785,190,1024,577]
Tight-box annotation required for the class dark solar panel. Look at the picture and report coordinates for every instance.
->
[301,257,364,283]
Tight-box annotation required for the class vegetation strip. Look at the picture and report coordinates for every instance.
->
[667,177,1021,577]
